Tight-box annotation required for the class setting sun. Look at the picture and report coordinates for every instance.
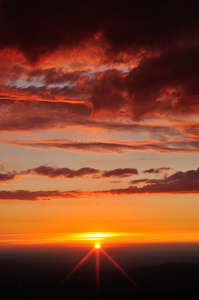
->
[94,244,101,249]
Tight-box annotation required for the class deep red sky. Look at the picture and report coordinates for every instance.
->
[0,0,199,246]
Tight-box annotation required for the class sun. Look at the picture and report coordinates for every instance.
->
[94,243,101,249]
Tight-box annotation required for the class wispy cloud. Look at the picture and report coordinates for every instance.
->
[3,138,199,154]
[143,167,171,174]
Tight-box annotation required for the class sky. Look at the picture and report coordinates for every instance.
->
[0,0,199,247]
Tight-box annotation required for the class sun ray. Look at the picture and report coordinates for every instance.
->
[101,248,140,289]
[95,247,100,297]
[59,248,94,287]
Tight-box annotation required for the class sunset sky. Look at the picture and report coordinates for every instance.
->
[0,0,199,247]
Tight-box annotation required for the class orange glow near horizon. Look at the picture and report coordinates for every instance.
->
[1,231,199,247]
[1,193,199,248]
[72,232,125,241]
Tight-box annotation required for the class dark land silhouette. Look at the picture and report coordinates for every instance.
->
[1,244,199,300]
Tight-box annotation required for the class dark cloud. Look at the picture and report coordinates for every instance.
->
[0,172,16,181]
[1,1,199,122]
[0,97,184,136]
[102,168,138,178]
[88,47,199,119]
[87,121,179,136]
[126,46,199,119]
[29,166,99,178]
[103,1,199,54]
[0,190,79,200]
[143,167,171,174]
[0,167,198,200]
[1,0,199,62]
[110,168,199,194]
[90,69,126,112]
[0,165,138,182]
[129,179,149,185]
[101,180,125,185]
[31,166,138,179]
[2,62,199,125]
[0,100,91,131]
[0,0,103,62]
[130,178,166,185]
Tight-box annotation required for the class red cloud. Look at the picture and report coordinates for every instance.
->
[31,166,138,179]
[0,100,91,131]
[0,172,16,181]
[110,168,199,194]
[0,1,199,124]
[6,139,199,154]
[0,168,198,200]
[1,0,199,62]
[102,168,138,178]
[90,69,126,113]
[29,166,99,178]
[143,167,171,174]
[126,46,199,119]
[0,97,185,134]
[87,48,199,119]
[0,190,80,201]
[0,166,138,182]
[1,63,199,129]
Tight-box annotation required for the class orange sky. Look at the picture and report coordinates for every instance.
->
[1,193,199,246]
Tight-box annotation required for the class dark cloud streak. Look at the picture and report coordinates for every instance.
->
[108,168,199,194]
[102,168,138,178]
[0,172,16,181]
[0,167,199,200]
[143,167,171,174]
[5,139,199,154]
[29,166,99,178]
[0,190,79,200]
[0,166,139,182]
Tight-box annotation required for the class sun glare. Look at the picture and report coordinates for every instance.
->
[72,232,127,242]
[94,244,101,249]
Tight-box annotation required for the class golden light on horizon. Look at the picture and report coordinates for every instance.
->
[72,232,122,241]
[94,243,101,249]
[1,231,199,246]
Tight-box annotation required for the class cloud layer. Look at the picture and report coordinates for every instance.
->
[0,166,139,183]
[1,0,199,61]
[4,138,199,154]
[0,167,198,199]
[0,0,199,124]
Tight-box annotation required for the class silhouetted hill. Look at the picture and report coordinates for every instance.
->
[1,246,199,300]
[1,261,199,299]
[133,263,199,292]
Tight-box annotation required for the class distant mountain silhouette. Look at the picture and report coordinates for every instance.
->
[0,250,199,300]
[1,258,199,300]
